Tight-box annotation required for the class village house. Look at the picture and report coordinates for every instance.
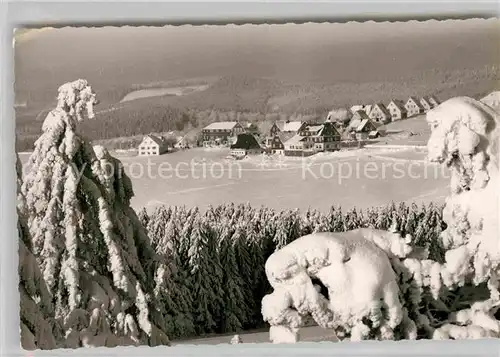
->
[405,96,425,117]
[230,133,263,157]
[266,120,305,148]
[346,112,379,141]
[138,134,168,156]
[174,136,189,150]
[421,95,440,111]
[349,105,364,114]
[202,121,245,147]
[386,99,407,120]
[283,135,311,157]
[269,120,305,137]
[267,132,295,155]
[347,110,370,132]
[420,97,433,112]
[427,95,440,108]
[368,103,391,124]
[284,122,341,156]
[298,122,341,152]
[350,104,373,116]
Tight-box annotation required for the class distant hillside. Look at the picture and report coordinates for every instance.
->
[14,19,500,151]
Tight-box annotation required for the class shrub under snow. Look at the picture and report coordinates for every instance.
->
[21,79,170,348]
[261,96,500,343]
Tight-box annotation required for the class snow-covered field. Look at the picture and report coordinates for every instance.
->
[173,326,338,345]
[19,146,449,213]
[120,84,210,103]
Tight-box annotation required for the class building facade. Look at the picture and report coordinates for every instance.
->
[420,97,433,112]
[283,122,341,156]
[405,97,424,117]
[230,133,263,157]
[368,103,391,124]
[387,100,408,120]
[268,132,295,155]
[427,95,440,108]
[202,121,245,147]
[138,134,168,156]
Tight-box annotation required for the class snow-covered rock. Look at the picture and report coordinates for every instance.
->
[262,230,410,342]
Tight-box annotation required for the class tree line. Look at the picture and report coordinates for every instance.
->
[138,201,446,340]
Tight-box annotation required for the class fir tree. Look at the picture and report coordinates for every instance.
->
[21,80,170,347]
[17,155,60,350]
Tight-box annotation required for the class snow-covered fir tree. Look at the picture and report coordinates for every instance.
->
[17,155,59,350]
[21,79,170,348]
[424,97,500,338]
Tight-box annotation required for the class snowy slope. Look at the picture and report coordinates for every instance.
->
[480,91,500,113]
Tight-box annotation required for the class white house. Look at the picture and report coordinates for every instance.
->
[202,121,245,147]
[421,95,440,111]
[138,134,167,156]
[350,105,365,114]
[420,97,433,112]
[350,105,373,116]
[387,99,407,120]
[174,136,189,149]
[368,103,391,124]
[427,95,440,108]
[405,97,425,117]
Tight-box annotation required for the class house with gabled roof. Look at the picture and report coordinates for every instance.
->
[266,120,306,149]
[420,97,433,112]
[268,132,295,155]
[269,120,306,137]
[346,114,379,141]
[347,110,370,132]
[350,105,365,114]
[405,96,425,117]
[282,121,341,156]
[202,121,245,147]
[427,95,440,108]
[421,95,440,111]
[174,136,189,150]
[387,99,407,120]
[283,135,309,156]
[355,119,379,140]
[368,103,391,124]
[230,133,263,157]
[138,134,168,156]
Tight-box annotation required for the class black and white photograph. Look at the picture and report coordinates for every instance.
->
[12,15,500,350]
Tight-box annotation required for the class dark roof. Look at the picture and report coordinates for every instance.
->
[389,99,407,112]
[146,134,165,146]
[352,110,370,120]
[230,133,262,150]
[407,97,425,109]
[373,103,391,116]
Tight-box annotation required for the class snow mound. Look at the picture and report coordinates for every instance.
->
[262,230,411,342]
[480,91,500,113]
